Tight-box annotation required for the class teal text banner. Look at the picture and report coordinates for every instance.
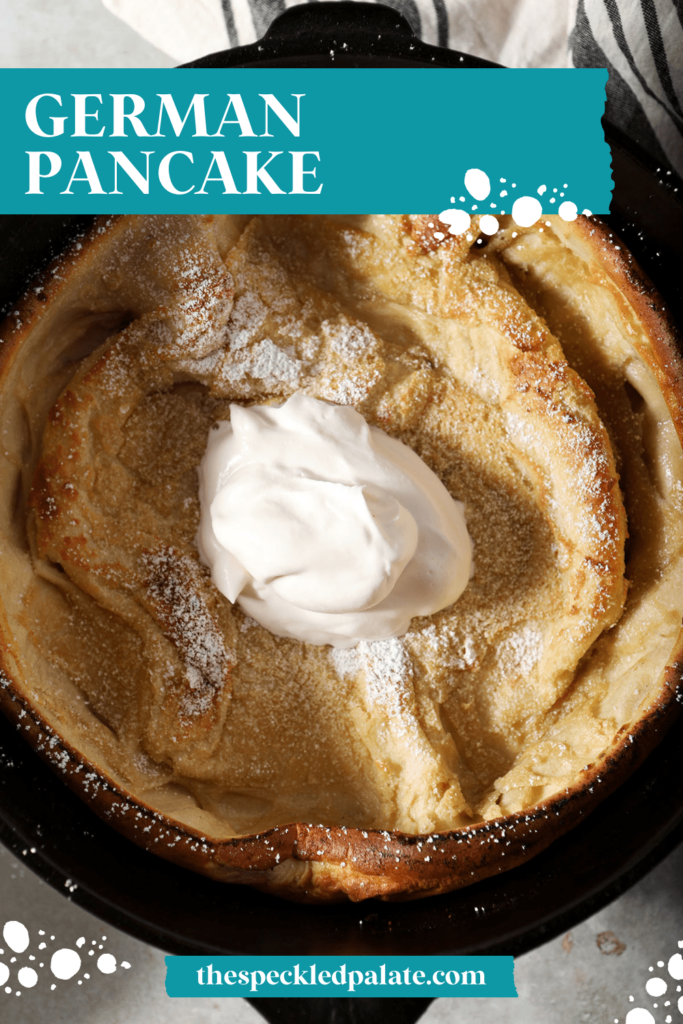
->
[0,69,610,214]
[164,955,517,998]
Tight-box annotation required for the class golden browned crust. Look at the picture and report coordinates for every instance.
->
[0,213,681,902]
[569,216,683,439]
[1,645,679,902]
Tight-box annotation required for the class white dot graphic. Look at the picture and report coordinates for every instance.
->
[512,196,542,228]
[17,967,37,989]
[97,954,117,975]
[51,948,81,980]
[537,184,547,195]
[559,201,578,221]
[679,996,683,1014]
[464,168,491,201]
[438,209,471,236]
[479,215,500,236]
[3,922,29,954]
[626,1009,655,1024]
[668,953,683,979]
[0,964,8,986]
[646,977,667,997]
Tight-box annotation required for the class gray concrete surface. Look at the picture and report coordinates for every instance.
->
[1,2,681,1023]
[422,841,683,1024]
[0,838,681,1023]
[0,843,261,1023]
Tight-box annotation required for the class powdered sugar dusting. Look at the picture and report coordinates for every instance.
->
[500,625,542,675]
[417,622,479,671]
[330,638,413,704]
[362,638,414,704]
[220,337,302,390]
[239,615,259,633]
[171,243,233,351]
[505,386,621,618]
[316,366,380,406]
[322,319,376,359]
[226,291,268,351]
[329,646,361,680]
[143,549,233,716]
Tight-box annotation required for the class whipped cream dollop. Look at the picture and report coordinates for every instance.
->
[197,393,472,648]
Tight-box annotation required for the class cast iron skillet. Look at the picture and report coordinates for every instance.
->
[183,1,500,69]
[1,6,682,1024]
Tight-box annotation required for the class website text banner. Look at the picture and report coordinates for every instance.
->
[0,69,610,214]
[165,955,517,998]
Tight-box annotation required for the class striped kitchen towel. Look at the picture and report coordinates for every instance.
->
[570,0,683,176]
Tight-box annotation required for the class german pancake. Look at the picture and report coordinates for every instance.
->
[0,213,681,901]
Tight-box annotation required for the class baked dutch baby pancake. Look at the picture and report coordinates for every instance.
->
[0,213,681,901]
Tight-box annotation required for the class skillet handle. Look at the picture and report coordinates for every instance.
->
[262,1,418,43]
[181,0,501,69]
